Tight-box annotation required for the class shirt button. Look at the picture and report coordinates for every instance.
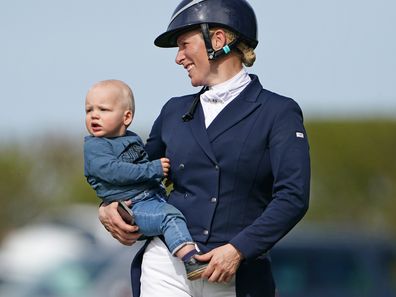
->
[203,230,209,235]
[211,197,217,203]
[179,163,185,169]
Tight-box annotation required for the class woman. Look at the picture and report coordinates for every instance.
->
[99,0,310,296]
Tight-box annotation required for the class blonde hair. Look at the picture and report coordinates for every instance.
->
[210,28,256,67]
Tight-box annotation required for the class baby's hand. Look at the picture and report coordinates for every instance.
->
[160,158,170,177]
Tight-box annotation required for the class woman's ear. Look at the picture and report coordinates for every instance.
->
[211,29,227,51]
[124,110,133,126]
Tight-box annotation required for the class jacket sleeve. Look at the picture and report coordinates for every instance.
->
[145,102,168,161]
[85,139,164,186]
[229,99,310,260]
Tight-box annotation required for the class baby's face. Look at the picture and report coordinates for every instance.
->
[85,85,130,137]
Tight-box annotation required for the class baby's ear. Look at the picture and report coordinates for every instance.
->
[124,110,133,126]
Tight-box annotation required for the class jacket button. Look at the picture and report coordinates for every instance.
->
[211,197,217,203]
[203,230,209,235]
[179,163,185,169]
[215,165,219,170]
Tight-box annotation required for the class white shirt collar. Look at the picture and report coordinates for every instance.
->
[200,68,251,104]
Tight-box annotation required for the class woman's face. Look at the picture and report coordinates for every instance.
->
[175,30,213,87]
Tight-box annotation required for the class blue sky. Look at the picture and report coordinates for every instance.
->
[1,0,395,141]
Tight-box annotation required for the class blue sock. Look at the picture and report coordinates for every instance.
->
[182,249,198,263]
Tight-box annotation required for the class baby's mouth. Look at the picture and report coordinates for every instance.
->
[91,123,101,130]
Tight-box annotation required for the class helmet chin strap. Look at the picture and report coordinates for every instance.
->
[200,23,240,60]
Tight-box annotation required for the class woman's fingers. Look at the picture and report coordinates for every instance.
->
[99,201,142,245]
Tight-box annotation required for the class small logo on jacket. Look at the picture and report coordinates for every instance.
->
[296,132,304,138]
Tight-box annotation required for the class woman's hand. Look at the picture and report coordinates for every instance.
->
[195,243,244,283]
[98,201,142,245]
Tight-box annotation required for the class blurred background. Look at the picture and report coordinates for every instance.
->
[0,0,395,296]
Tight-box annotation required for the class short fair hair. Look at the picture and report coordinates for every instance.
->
[94,79,135,116]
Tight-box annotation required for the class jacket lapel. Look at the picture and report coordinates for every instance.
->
[187,102,218,164]
[186,75,263,163]
[206,76,262,142]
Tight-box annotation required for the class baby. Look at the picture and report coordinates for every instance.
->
[83,79,207,280]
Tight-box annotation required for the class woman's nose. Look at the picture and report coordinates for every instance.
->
[175,49,184,65]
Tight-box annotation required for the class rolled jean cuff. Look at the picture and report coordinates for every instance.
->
[171,241,196,256]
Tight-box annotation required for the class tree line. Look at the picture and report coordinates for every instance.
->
[0,120,395,241]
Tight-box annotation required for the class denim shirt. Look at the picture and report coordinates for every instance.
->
[84,130,164,203]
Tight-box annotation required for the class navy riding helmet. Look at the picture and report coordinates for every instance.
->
[154,0,258,60]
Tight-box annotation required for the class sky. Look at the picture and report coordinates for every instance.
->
[1,0,395,141]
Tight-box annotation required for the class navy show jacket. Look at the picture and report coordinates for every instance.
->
[131,74,310,297]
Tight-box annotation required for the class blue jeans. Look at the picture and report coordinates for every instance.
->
[131,192,194,254]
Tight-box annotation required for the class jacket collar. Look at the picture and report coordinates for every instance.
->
[187,75,263,164]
